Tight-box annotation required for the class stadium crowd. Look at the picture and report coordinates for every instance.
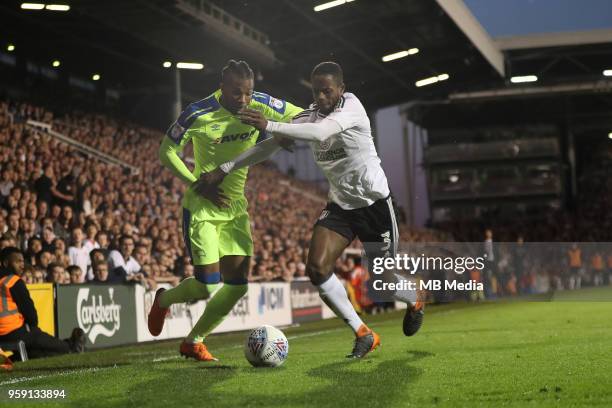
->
[2,97,609,312]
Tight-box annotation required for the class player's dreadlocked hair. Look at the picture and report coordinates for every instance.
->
[311,61,344,85]
[221,59,254,82]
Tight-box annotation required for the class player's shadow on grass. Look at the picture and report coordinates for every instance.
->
[234,350,433,408]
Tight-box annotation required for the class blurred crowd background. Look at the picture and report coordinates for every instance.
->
[1,98,611,314]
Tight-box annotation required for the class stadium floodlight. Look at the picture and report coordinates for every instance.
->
[510,75,538,83]
[314,0,356,12]
[604,69,612,77]
[21,3,45,10]
[415,73,449,87]
[176,62,204,70]
[52,60,60,67]
[92,74,100,81]
[7,44,15,52]
[46,4,70,11]
[608,132,612,139]
[382,48,419,62]
[163,61,172,68]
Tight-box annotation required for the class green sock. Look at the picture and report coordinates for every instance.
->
[186,283,248,343]
[159,277,219,308]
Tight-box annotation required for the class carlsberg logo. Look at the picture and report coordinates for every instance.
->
[76,288,122,344]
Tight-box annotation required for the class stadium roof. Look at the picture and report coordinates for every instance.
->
[1,0,610,130]
[0,0,499,121]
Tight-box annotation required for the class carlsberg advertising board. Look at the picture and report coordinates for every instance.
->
[56,284,138,348]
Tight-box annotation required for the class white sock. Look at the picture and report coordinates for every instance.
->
[392,273,417,305]
[318,273,363,333]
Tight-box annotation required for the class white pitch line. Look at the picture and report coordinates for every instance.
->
[2,326,351,381]
[0,366,113,386]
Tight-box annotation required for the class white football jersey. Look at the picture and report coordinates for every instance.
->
[292,92,390,210]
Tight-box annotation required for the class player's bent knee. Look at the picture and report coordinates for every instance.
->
[306,261,332,286]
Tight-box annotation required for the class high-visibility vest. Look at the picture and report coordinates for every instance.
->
[568,249,582,268]
[0,274,25,336]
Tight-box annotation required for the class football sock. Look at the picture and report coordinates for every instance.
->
[391,273,417,306]
[186,283,248,343]
[159,277,218,308]
[317,273,364,334]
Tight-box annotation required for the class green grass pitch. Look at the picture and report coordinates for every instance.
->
[1,288,611,407]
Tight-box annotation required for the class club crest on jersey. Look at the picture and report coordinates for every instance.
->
[318,138,332,151]
[211,123,221,131]
[270,97,284,110]
[167,122,185,143]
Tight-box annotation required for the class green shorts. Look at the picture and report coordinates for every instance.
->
[182,197,253,266]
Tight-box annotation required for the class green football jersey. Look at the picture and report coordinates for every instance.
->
[163,89,302,212]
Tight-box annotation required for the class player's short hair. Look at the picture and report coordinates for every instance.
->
[311,61,344,85]
[221,59,254,82]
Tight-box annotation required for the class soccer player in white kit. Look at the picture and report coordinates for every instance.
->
[200,62,423,358]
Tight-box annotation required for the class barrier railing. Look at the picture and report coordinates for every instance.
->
[26,120,140,175]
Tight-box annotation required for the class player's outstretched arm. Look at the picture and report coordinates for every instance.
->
[219,136,283,173]
[238,108,341,142]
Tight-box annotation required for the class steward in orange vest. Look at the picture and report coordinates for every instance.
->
[0,247,86,359]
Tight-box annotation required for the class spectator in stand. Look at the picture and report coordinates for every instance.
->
[46,263,65,284]
[83,223,100,253]
[86,249,107,282]
[25,237,42,266]
[52,238,70,268]
[41,227,55,252]
[0,169,14,199]
[36,250,53,271]
[68,227,89,282]
[32,268,45,284]
[67,265,83,284]
[96,231,110,250]
[108,235,153,288]
[22,264,34,284]
[34,165,54,206]
[54,206,75,241]
[6,211,20,242]
[54,165,77,209]
[91,260,110,283]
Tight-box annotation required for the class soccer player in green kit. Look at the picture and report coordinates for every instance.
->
[147,60,302,361]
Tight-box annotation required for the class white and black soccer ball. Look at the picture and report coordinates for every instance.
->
[244,325,289,368]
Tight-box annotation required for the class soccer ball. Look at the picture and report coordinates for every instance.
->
[244,325,289,367]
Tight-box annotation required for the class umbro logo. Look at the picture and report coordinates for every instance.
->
[211,124,221,131]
